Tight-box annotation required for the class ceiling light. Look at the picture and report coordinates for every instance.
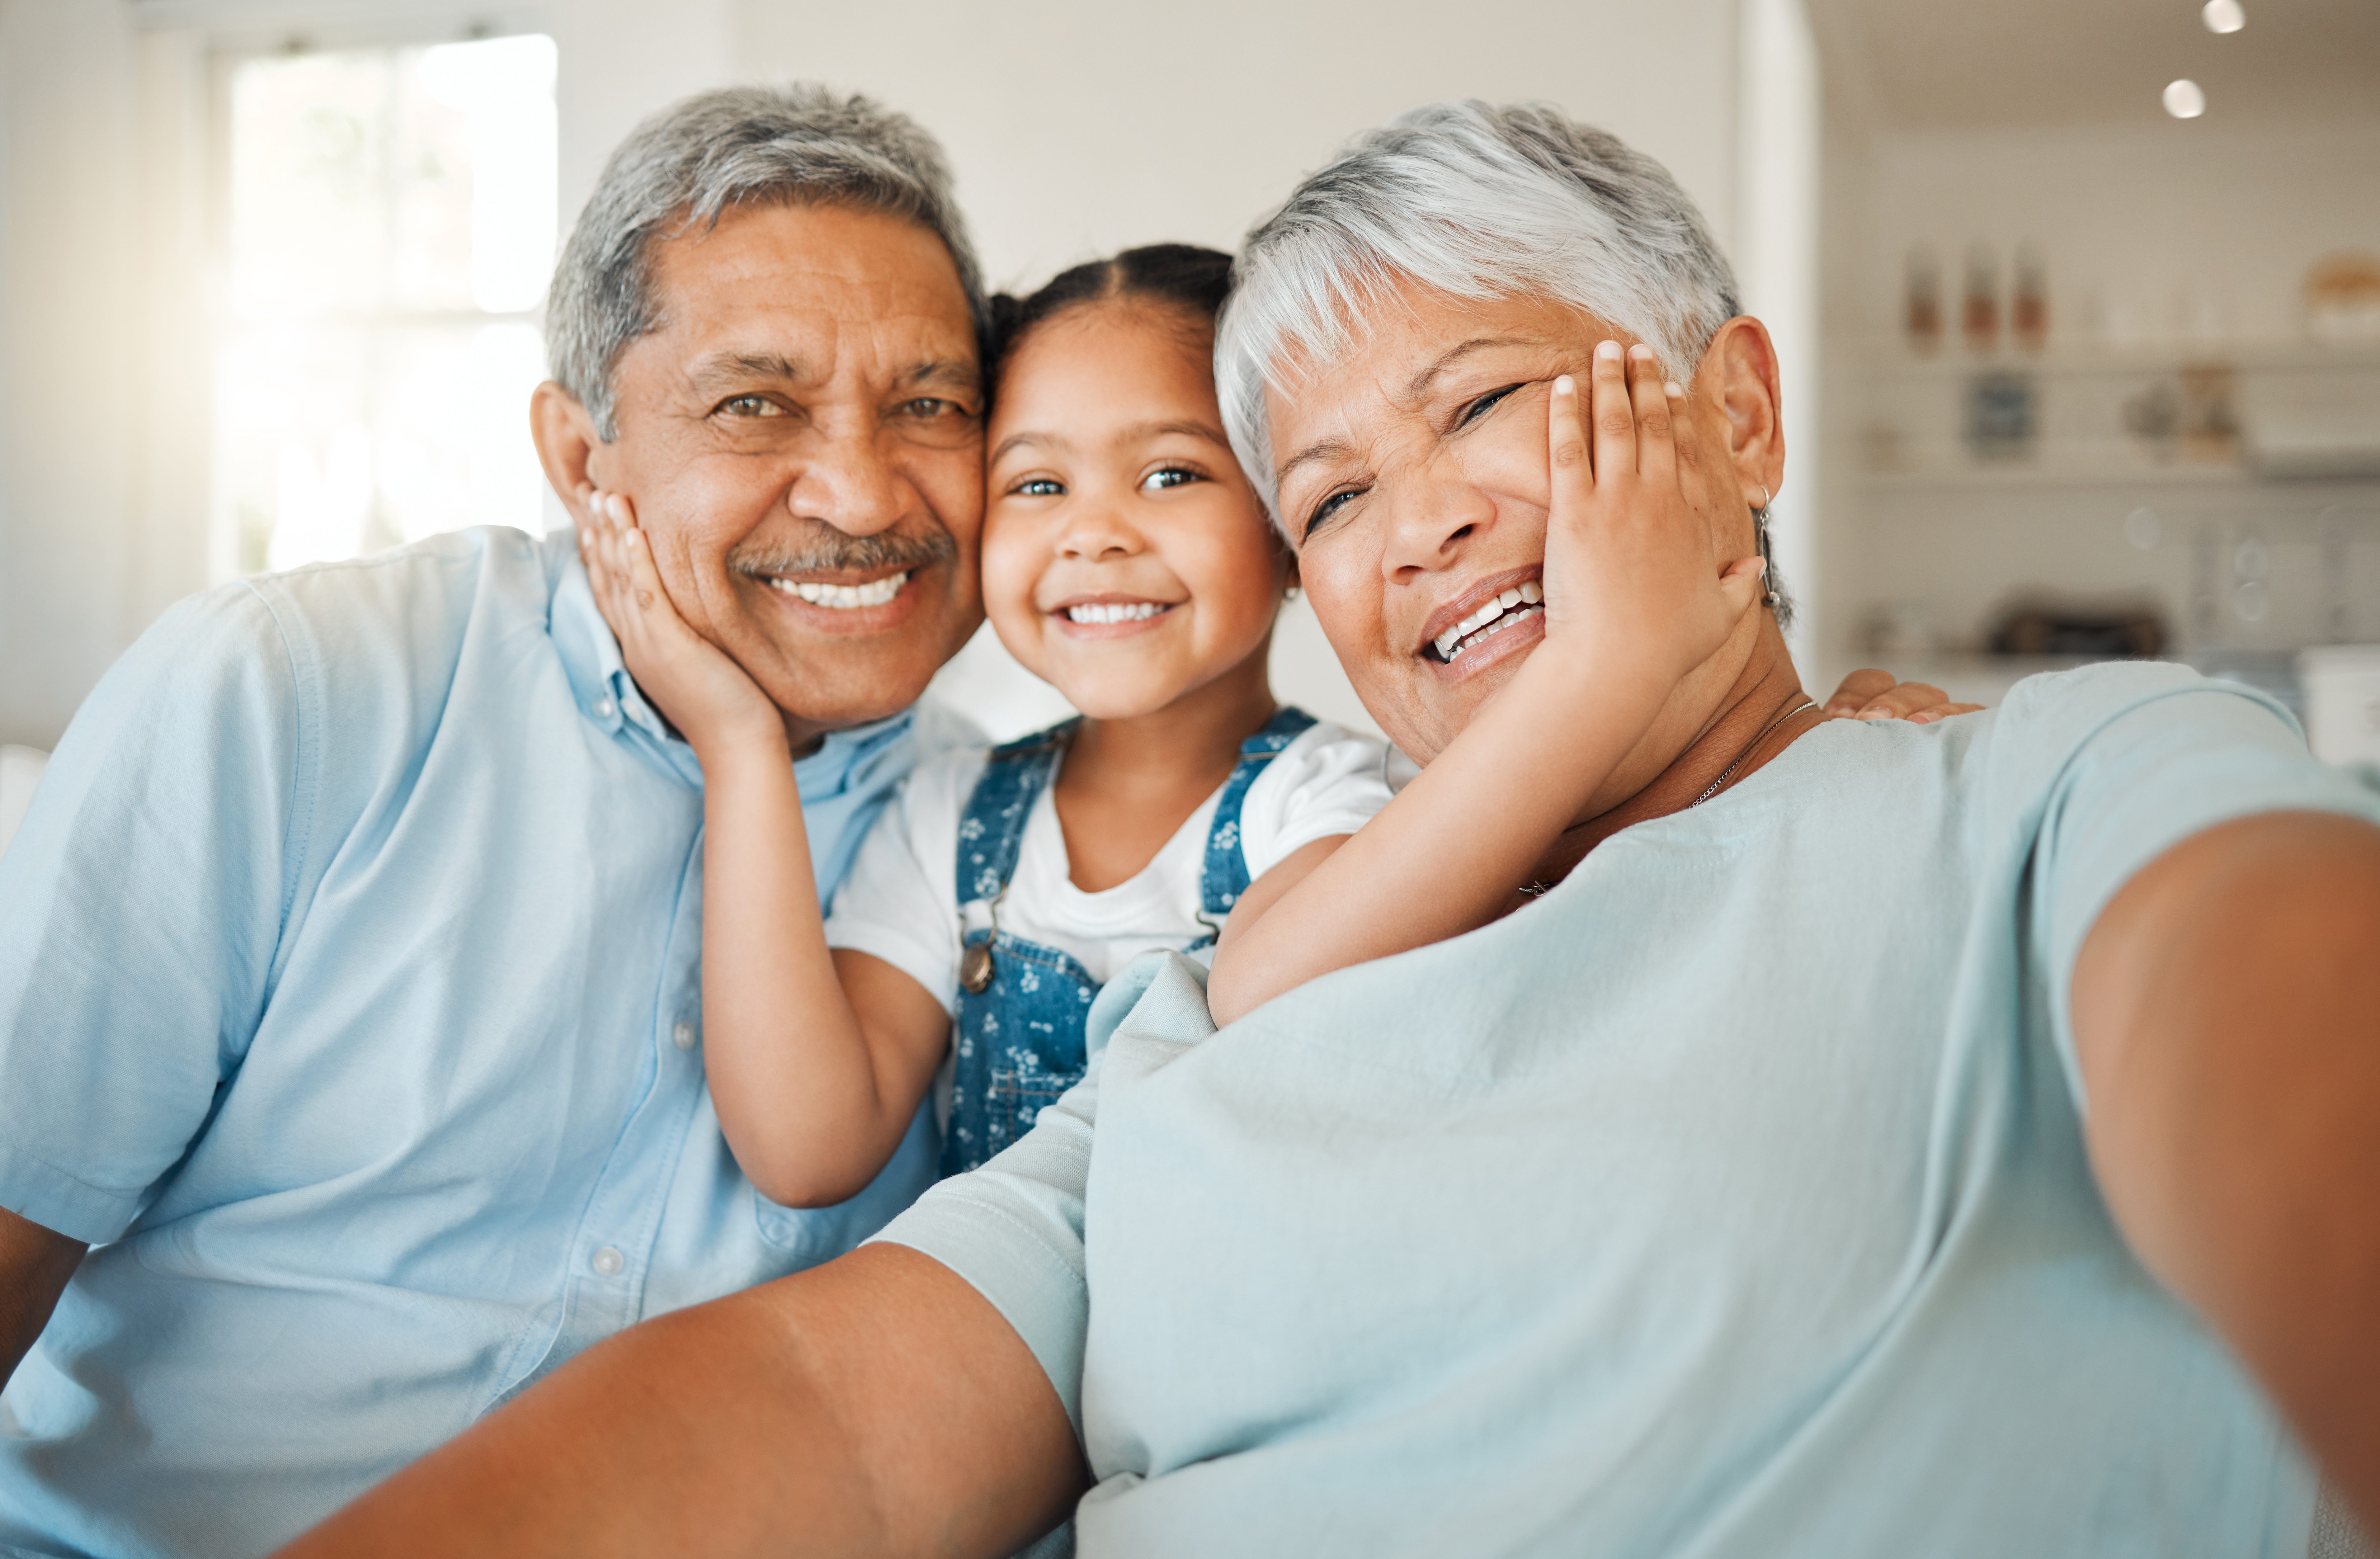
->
[2163,78,2207,118]
[2202,0,2245,34]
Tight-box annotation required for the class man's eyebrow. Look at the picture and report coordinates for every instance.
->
[901,358,983,395]
[1406,336,1534,398]
[686,351,810,391]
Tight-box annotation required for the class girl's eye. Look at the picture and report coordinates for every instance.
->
[1457,383,1523,428]
[1141,466,1201,492]
[1304,486,1362,538]
[718,394,784,418]
[1013,478,1064,497]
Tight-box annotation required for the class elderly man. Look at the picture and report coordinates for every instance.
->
[0,87,994,1557]
[280,101,2380,1559]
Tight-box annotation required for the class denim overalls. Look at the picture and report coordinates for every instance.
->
[940,706,1318,1176]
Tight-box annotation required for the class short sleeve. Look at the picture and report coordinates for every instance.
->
[868,1045,1102,1438]
[1236,720,1398,879]
[0,584,308,1242]
[822,754,976,1016]
[2026,668,2380,1109]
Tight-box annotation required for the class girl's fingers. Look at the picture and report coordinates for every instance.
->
[1628,345,1676,485]
[1714,556,1768,622]
[1587,338,1633,483]
[1548,373,1593,516]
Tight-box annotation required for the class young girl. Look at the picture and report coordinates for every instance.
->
[577,243,1905,1207]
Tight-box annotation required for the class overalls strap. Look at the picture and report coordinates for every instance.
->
[1197,705,1320,919]
[955,718,1078,908]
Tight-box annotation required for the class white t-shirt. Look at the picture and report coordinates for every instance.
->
[825,719,1396,1009]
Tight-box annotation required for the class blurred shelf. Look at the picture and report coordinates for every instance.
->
[1859,462,2380,493]
[1856,339,2380,380]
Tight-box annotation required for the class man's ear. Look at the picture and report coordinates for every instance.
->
[530,381,606,523]
[1700,317,1785,508]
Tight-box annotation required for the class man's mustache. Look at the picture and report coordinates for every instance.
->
[728,524,957,579]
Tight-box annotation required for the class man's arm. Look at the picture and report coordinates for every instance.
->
[0,1206,84,1391]
[274,1243,1086,1559]
[2073,810,2380,1532]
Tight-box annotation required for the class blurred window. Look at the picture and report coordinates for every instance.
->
[213,34,557,579]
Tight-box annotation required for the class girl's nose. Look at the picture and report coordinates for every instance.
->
[1055,502,1144,562]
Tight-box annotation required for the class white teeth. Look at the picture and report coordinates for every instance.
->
[1065,601,1167,625]
[1430,583,1547,664]
[770,571,908,609]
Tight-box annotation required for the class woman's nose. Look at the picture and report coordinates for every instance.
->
[1376,457,1500,578]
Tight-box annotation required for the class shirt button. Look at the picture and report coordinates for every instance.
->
[592,697,616,719]
[590,1246,624,1277]
[672,1021,696,1050]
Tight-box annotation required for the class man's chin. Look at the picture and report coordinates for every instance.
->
[742,617,977,742]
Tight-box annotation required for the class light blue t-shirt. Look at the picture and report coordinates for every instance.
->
[879,663,2378,1558]
[0,527,958,1559]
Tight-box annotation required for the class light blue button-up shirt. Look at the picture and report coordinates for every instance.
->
[0,527,958,1559]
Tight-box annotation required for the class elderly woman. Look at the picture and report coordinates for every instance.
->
[284,103,2380,1559]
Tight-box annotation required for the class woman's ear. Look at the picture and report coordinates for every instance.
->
[1701,317,1786,507]
[530,381,608,523]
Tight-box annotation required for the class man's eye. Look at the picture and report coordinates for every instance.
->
[1013,478,1064,497]
[1457,384,1522,428]
[900,397,966,420]
[1141,466,1200,492]
[717,394,784,418]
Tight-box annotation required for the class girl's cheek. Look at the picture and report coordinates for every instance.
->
[976,513,1049,654]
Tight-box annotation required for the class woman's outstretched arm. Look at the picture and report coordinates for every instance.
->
[273,1244,1086,1559]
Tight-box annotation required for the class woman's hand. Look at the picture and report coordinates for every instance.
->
[1537,340,1768,687]
[576,489,787,758]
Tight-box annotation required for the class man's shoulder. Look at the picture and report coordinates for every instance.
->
[239,527,558,666]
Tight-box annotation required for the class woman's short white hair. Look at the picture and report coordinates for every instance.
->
[1216,99,1741,519]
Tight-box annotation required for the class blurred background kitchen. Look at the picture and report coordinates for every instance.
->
[2,0,2376,847]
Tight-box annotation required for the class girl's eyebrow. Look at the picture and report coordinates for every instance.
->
[989,418,1229,467]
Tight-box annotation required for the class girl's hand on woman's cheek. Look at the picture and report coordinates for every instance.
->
[1537,341,1766,686]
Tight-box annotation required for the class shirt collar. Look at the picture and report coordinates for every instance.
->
[540,527,916,790]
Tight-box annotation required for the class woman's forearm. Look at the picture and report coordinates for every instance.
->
[696,736,929,1207]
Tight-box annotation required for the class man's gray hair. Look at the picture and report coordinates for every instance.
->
[1216,100,1741,517]
[548,84,986,440]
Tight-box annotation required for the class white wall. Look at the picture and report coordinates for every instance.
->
[0,0,1803,749]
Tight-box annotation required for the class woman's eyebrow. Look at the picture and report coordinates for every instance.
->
[1405,336,1534,398]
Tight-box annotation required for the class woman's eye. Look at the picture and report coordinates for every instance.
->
[1305,487,1361,537]
[718,394,784,418]
[1141,466,1201,492]
[1457,383,1523,428]
[1013,478,1064,498]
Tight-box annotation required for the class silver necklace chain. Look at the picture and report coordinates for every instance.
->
[1516,695,1819,900]
[1690,697,1818,807]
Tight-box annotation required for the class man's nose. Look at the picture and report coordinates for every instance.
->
[784,426,911,536]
